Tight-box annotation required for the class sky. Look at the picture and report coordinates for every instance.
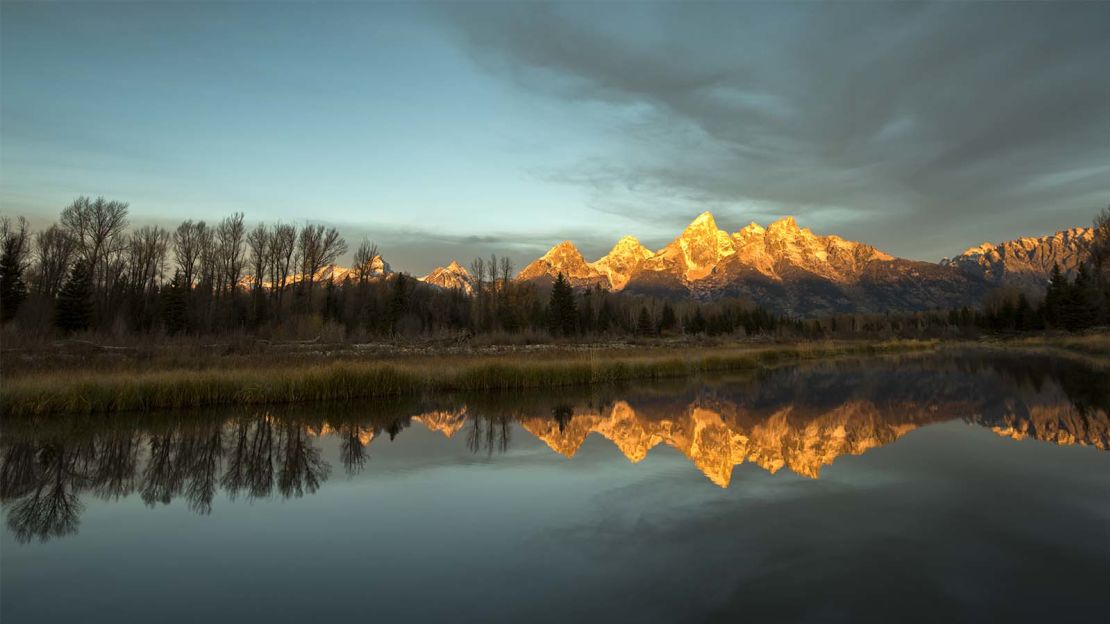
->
[2,1,1108,274]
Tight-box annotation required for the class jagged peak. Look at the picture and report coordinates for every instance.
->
[445,259,465,272]
[691,210,716,224]
[684,211,719,233]
[767,215,799,233]
[607,235,651,256]
[516,238,605,283]
[737,221,766,236]
[961,242,997,256]
[543,240,583,258]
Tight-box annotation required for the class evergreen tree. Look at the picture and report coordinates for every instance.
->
[0,231,28,323]
[1015,293,1034,331]
[1043,263,1066,328]
[596,298,615,334]
[389,273,409,334]
[162,271,188,334]
[658,302,677,333]
[1064,264,1099,330]
[547,273,576,336]
[636,306,654,335]
[323,276,340,322]
[55,260,94,333]
[686,308,707,334]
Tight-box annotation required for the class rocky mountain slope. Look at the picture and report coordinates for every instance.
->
[940,227,1094,290]
[517,211,991,316]
[259,213,1093,317]
[419,260,474,294]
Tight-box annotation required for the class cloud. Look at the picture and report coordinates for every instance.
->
[442,1,1110,259]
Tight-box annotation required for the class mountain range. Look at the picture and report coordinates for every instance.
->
[512,212,1093,316]
[940,226,1094,291]
[319,211,1092,317]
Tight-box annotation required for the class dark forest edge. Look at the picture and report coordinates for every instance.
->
[1,200,1109,347]
[1,200,1108,417]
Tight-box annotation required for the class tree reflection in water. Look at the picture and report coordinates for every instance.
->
[2,351,1106,543]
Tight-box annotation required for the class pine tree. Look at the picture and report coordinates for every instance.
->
[1043,263,1066,328]
[1015,293,1034,331]
[389,273,409,334]
[547,273,576,336]
[596,298,615,334]
[0,232,28,323]
[55,260,94,333]
[323,276,339,322]
[162,271,188,334]
[658,302,677,333]
[636,306,654,335]
[686,308,707,334]
[1065,264,1099,330]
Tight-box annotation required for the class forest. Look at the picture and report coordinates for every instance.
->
[1,198,1108,345]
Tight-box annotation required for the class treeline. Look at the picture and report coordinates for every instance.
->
[0,197,786,341]
[797,261,1109,339]
[3,199,1106,343]
[793,207,1110,339]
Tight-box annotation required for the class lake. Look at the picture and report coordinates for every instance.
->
[2,350,1108,623]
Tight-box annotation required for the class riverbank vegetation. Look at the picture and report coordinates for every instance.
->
[1,339,938,417]
[2,201,1108,417]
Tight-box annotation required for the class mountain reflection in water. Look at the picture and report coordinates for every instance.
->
[2,351,1106,543]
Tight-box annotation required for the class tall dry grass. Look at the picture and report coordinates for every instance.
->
[1,340,936,417]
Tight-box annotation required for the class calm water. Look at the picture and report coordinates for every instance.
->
[2,351,1108,623]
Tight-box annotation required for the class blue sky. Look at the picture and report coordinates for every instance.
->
[2,1,1107,273]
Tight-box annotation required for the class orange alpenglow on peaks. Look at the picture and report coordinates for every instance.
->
[511,211,1090,316]
[516,211,897,291]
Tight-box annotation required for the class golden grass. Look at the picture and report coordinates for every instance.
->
[996,332,1110,356]
[958,331,1110,369]
[0,339,937,417]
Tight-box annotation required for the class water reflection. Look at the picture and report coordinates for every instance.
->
[2,351,1106,543]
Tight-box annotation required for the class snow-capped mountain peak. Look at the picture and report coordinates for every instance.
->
[591,235,654,290]
[420,259,474,293]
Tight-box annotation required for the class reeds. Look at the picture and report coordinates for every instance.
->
[0,339,936,417]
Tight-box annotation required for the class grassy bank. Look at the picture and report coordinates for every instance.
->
[1,339,936,417]
[960,332,1110,369]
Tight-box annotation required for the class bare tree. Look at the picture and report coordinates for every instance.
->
[469,257,487,330]
[0,216,30,267]
[296,224,347,293]
[269,223,297,301]
[319,227,348,276]
[60,197,129,294]
[488,254,499,294]
[216,212,246,295]
[352,239,380,283]
[246,223,269,290]
[33,224,77,297]
[172,220,207,288]
[470,257,486,296]
[196,224,219,293]
[125,226,170,294]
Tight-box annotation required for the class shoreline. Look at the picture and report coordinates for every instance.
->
[2,333,1106,418]
[2,339,937,417]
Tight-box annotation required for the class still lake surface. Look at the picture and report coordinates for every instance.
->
[2,350,1108,623]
